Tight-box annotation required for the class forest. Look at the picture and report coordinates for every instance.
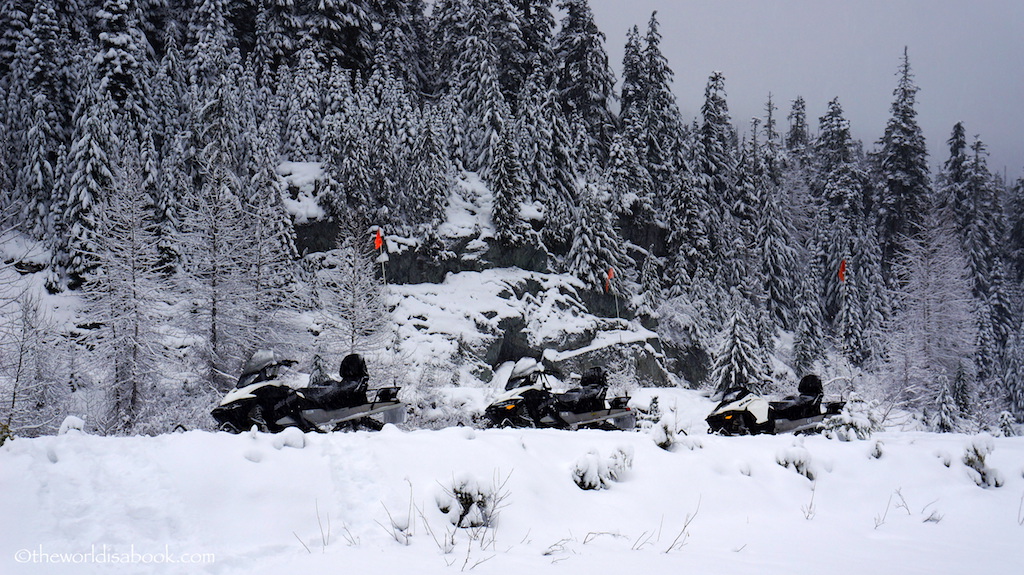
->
[1,0,1023,438]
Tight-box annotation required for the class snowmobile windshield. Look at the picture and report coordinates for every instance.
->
[721,388,748,404]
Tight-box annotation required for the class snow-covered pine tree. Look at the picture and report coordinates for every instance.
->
[489,127,530,248]
[94,0,150,131]
[785,96,810,154]
[295,0,376,70]
[694,71,734,269]
[80,139,167,434]
[637,11,682,188]
[709,310,769,396]
[428,0,468,94]
[176,63,255,390]
[1004,328,1024,421]
[311,216,391,356]
[187,0,233,90]
[885,206,978,411]
[515,0,556,80]
[565,176,631,294]
[553,0,616,162]
[0,0,30,83]
[515,63,556,202]
[952,137,1014,384]
[375,0,429,94]
[633,249,662,322]
[935,373,958,432]
[406,108,453,231]
[540,110,580,255]
[618,24,643,137]
[791,272,826,378]
[479,0,528,110]
[452,2,506,174]
[876,48,931,277]
[756,166,798,330]
[605,132,654,231]
[284,45,323,161]
[17,106,57,241]
[52,84,118,290]
[1008,176,1024,282]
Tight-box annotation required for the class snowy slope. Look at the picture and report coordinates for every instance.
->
[3,391,1023,575]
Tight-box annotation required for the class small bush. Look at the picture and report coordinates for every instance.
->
[998,411,1018,437]
[571,446,634,490]
[776,443,816,480]
[436,471,510,528]
[963,434,1003,488]
[823,393,881,441]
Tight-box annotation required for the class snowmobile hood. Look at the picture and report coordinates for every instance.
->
[219,380,290,406]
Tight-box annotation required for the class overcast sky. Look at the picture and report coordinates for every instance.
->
[583,0,1024,181]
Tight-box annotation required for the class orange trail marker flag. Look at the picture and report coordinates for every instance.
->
[838,259,847,282]
[374,228,383,250]
[605,267,615,293]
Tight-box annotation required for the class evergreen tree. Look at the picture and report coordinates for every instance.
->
[295,0,376,70]
[515,0,555,79]
[94,0,150,128]
[885,207,977,411]
[935,374,958,432]
[52,85,119,290]
[311,217,391,356]
[605,132,654,228]
[709,311,769,396]
[785,96,809,153]
[406,109,453,230]
[876,48,931,276]
[283,45,323,160]
[618,25,643,135]
[452,2,506,173]
[1004,328,1024,421]
[80,140,166,434]
[1009,176,1024,282]
[489,128,530,248]
[375,0,429,94]
[693,71,734,269]
[633,249,662,321]
[791,272,825,377]
[756,172,798,330]
[0,0,31,84]
[636,11,682,187]
[553,0,616,162]
[565,177,630,294]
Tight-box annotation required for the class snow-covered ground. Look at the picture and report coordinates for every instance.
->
[3,390,1022,575]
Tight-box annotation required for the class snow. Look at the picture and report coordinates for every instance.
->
[3,391,1023,575]
[277,161,325,224]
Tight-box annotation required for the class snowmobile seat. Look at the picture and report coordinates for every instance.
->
[556,385,607,413]
[770,393,822,421]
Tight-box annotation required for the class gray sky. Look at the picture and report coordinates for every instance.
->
[584,0,1024,181]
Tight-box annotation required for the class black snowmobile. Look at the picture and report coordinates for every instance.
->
[484,359,635,430]
[705,375,845,436]
[212,351,404,433]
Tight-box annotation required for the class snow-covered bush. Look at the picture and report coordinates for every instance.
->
[997,411,1018,437]
[962,434,1004,488]
[776,442,816,480]
[436,472,510,528]
[635,396,661,430]
[58,416,85,435]
[870,440,885,459]
[571,446,634,490]
[823,393,881,441]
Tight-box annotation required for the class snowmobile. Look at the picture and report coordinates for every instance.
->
[484,358,635,430]
[212,351,404,433]
[705,375,845,436]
